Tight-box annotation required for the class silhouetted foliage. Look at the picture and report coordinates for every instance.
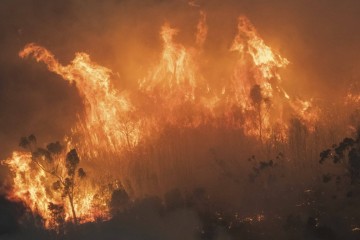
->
[18,135,86,225]
[249,84,271,141]
[249,155,278,182]
[66,149,80,176]
[32,147,52,162]
[19,137,30,149]
[319,129,360,184]
[250,84,263,105]
[48,202,65,235]
[28,134,37,144]
[19,134,36,150]
[110,189,129,216]
[319,149,331,164]
[78,168,86,178]
[46,141,63,155]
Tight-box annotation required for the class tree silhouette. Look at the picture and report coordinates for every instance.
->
[320,129,360,184]
[19,135,86,225]
[48,202,65,235]
[250,84,271,142]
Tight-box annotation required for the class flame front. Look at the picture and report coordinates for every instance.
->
[20,43,141,158]
[228,16,317,140]
[5,13,319,228]
[4,151,110,227]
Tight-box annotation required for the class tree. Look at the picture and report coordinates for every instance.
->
[19,135,86,225]
[48,202,65,235]
[320,129,360,184]
[250,84,271,142]
[109,189,129,216]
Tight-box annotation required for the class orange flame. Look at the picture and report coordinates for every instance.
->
[140,23,198,101]
[5,13,319,228]
[20,44,141,158]
[228,16,317,140]
[4,151,110,227]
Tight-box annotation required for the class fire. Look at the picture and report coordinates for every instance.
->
[4,12,319,228]
[19,43,141,158]
[230,16,289,80]
[140,23,198,101]
[228,16,317,140]
[4,151,110,227]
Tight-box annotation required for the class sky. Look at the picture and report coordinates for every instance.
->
[1,0,360,182]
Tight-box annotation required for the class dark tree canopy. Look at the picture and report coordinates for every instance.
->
[320,129,360,184]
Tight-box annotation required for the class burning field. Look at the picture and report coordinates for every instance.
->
[1,1,360,239]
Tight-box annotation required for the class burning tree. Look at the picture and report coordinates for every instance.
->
[3,13,321,232]
[17,135,86,225]
[250,84,271,142]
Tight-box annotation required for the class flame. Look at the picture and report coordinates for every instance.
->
[228,16,318,140]
[140,23,198,101]
[20,43,141,158]
[230,16,289,80]
[5,13,320,228]
[229,16,289,139]
[290,98,319,131]
[4,151,110,227]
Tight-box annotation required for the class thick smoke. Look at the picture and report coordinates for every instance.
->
[1,0,360,160]
[1,0,360,239]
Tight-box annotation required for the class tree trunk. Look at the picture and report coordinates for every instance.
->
[68,194,78,225]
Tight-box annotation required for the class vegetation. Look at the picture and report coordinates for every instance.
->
[19,135,86,227]
[3,124,360,239]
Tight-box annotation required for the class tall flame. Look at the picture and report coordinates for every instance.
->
[231,16,289,80]
[140,23,198,101]
[5,13,319,228]
[20,44,141,158]
[228,16,317,140]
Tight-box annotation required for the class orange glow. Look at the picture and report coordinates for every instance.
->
[20,43,141,158]
[140,23,198,101]
[5,13,319,228]
[196,11,207,48]
[346,92,360,104]
[231,16,289,80]
[229,16,318,140]
[4,151,110,227]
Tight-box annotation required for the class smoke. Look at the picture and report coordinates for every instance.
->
[1,0,360,157]
[1,0,360,238]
